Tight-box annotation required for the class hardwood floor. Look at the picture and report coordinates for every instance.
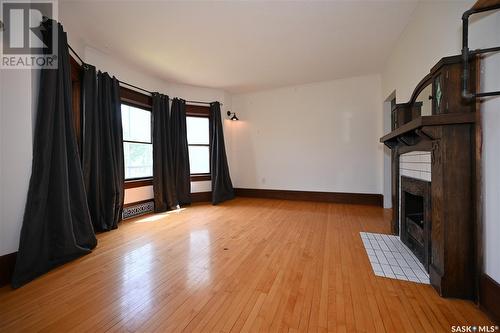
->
[0,198,492,332]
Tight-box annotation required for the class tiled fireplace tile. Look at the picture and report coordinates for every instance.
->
[360,232,430,284]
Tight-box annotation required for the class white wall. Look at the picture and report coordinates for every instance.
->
[480,17,500,283]
[231,74,383,194]
[0,69,36,256]
[383,97,393,208]
[381,1,500,282]
[382,1,471,103]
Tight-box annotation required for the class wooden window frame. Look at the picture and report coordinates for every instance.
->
[69,61,154,190]
[186,105,212,182]
[120,87,154,188]
[69,66,210,187]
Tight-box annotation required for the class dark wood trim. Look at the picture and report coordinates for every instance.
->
[234,188,383,206]
[399,55,467,110]
[123,139,152,145]
[380,113,476,143]
[429,54,460,73]
[397,140,433,155]
[123,198,153,208]
[400,176,432,271]
[186,104,213,178]
[479,274,500,324]
[70,55,82,78]
[472,0,500,10]
[125,176,211,185]
[0,252,17,287]
[124,178,153,189]
[188,143,210,147]
[191,174,211,182]
[382,56,481,299]
[120,89,153,186]
[120,87,152,110]
[406,74,433,109]
[191,191,212,203]
[186,104,210,117]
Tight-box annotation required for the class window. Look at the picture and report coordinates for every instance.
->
[186,105,211,180]
[121,104,153,180]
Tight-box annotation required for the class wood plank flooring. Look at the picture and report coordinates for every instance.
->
[0,198,492,332]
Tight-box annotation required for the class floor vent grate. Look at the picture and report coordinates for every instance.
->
[122,201,154,220]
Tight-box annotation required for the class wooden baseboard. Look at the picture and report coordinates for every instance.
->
[191,191,212,203]
[234,188,383,206]
[479,273,500,324]
[0,252,16,287]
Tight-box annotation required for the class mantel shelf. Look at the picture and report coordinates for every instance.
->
[380,113,476,144]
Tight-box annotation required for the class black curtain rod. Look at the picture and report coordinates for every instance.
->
[68,44,85,65]
[118,81,153,95]
[184,100,220,106]
[68,44,222,106]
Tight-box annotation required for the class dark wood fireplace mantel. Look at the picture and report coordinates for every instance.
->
[380,113,476,148]
[380,55,480,300]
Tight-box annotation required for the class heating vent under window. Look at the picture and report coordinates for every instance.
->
[122,201,154,220]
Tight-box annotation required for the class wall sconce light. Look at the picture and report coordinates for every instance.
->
[227,111,239,121]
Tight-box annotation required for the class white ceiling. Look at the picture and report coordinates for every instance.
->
[60,0,419,93]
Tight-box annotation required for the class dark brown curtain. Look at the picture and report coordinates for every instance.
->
[81,68,124,231]
[12,20,97,288]
[210,102,235,204]
[170,98,191,205]
[152,93,177,211]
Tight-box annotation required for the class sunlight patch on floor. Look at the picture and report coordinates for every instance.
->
[134,207,186,223]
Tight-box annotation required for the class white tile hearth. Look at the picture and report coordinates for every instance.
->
[360,232,430,284]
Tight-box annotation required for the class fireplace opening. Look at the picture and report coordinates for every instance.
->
[401,176,431,271]
[407,212,424,228]
[404,192,425,248]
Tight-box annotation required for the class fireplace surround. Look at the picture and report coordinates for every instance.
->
[381,55,479,300]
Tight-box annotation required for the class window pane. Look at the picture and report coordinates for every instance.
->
[124,142,153,179]
[186,116,209,144]
[121,104,151,143]
[189,146,210,174]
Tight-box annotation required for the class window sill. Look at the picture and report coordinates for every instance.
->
[124,178,153,189]
[124,175,210,187]
[191,174,211,182]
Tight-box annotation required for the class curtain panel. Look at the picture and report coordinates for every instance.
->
[152,93,177,211]
[210,102,235,204]
[170,98,191,205]
[82,69,124,231]
[12,20,97,288]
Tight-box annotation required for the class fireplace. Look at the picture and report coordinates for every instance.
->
[401,176,431,271]
[381,55,478,299]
